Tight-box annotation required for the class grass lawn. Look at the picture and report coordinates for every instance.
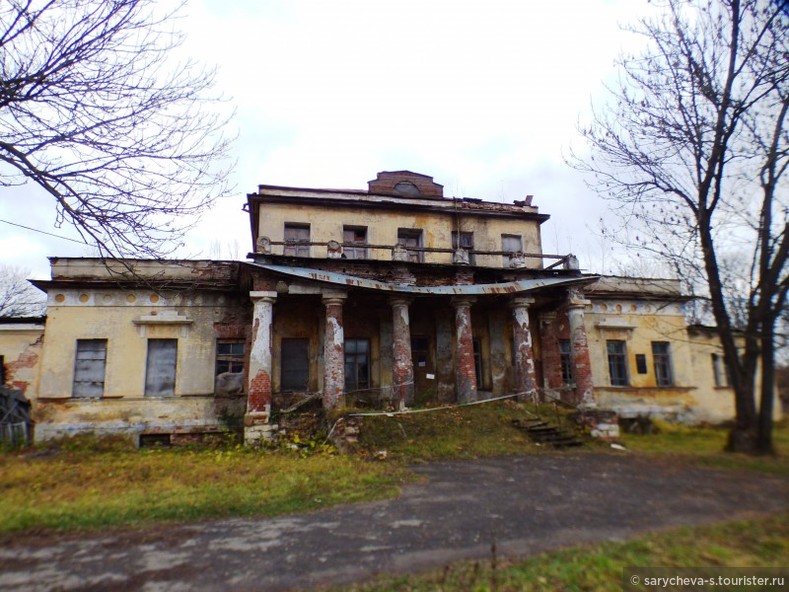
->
[334,513,789,592]
[0,437,411,537]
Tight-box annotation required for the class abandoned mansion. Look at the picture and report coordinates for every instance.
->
[2,171,772,445]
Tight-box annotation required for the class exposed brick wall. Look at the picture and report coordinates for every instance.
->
[248,369,272,411]
[367,171,444,198]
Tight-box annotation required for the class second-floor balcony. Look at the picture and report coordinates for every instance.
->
[254,236,576,270]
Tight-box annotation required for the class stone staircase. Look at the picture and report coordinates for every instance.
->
[511,417,585,449]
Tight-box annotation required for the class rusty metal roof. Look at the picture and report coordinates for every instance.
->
[249,262,596,295]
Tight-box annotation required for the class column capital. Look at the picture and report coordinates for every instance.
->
[450,295,476,308]
[539,311,557,323]
[510,296,535,309]
[250,290,277,302]
[389,296,413,308]
[566,287,591,309]
[321,290,347,306]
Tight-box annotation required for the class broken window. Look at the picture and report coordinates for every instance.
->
[144,339,177,397]
[397,228,423,262]
[216,340,244,375]
[344,338,370,391]
[452,231,475,264]
[559,339,573,385]
[501,234,522,267]
[606,340,629,386]
[281,338,309,391]
[652,342,673,386]
[343,226,368,259]
[72,339,107,398]
[284,223,310,257]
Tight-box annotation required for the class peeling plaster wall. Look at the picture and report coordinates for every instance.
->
[258,204,542,268]
[34,286,249,441]
[0,325,44,396]
[580,296,775,423]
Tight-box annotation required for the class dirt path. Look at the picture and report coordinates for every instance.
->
[1,453,787,591]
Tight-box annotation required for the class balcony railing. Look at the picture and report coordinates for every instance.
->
[255,236,577,270]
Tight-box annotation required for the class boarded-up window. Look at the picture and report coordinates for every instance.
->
[145,339,177,397]
[284,223,310,257]
[397,228,423,262]
[72,339,107,398]
[501,234,522,266]
[281,338,309,391]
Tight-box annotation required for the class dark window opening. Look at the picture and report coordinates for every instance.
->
[473,338,483,387]
[607,340,629,387]
[139,434,171,448]
[635,354,648,374]
[281,338,309,391]
[284,223,310,257]
[344,338,370,392]
[652,342,673,386]
[145,339,177,397]
[73,339,108,398]
[559,339,573,385]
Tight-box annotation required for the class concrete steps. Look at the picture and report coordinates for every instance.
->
[511,417,585,449]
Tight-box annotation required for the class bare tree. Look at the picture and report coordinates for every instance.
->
[0,265,45,317]
[573,0,788,454]
[0,0,233,258]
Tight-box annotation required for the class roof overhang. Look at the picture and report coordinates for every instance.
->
[248,262,597,296]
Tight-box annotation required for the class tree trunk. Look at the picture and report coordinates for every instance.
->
[756,323,776,455]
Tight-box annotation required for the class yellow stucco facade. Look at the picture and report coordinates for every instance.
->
[5,171,780,445]
[28,259,249,441]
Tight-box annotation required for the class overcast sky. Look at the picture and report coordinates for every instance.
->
[1,0,653,280]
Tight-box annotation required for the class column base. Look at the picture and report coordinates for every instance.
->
[244,409,277,446]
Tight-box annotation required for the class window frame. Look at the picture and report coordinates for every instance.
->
[501,234,523,267]
[452,231,475,264]
[343,226,368,260]
[559,339,574,385]
[215,339,245,376]
[344,338,371,392]
[606,340,629,387]
[283,223,310,257]
[397,228,423,263]
[651,341,674,387]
